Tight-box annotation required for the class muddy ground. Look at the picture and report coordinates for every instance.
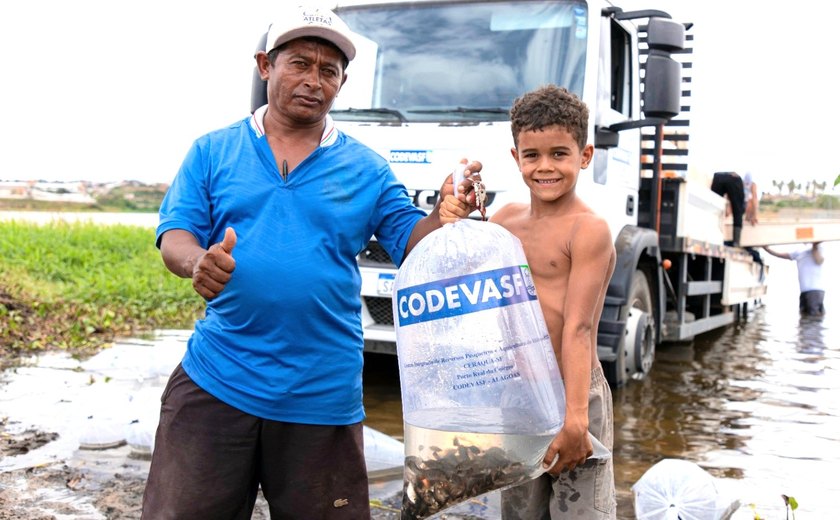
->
[0,288,154,519]
[0,420,498,520]
[0,412,149,519]
[0,286,491,520]
[0,422,414,519]
[0,357,480,520]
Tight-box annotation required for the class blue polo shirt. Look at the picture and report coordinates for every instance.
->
[157,109,425,424]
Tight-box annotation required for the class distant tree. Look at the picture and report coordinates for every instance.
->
[772,179,785,194]
[835,173,840,188]
[816,180,827,195]
[787,180,797,195]
[807,179,826,197]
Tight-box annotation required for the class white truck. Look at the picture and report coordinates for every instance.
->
[251,0,767,387]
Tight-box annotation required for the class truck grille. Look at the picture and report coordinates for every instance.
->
[358,241,394,267]
[364,296,394,326]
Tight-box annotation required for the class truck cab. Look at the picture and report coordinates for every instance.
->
[251,0,767,387]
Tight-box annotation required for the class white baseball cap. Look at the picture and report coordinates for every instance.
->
[265,5,356,62]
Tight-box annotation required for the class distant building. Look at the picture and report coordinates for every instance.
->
[0,179,168,205]
[0,181,31,199]
[0,180,96,204]
[30,181,96,204]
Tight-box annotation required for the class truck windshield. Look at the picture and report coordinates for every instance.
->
[334,0,588,123]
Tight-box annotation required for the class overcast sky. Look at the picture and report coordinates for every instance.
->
[1,0,838,191]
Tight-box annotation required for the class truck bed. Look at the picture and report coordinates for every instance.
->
[725,218,840,246]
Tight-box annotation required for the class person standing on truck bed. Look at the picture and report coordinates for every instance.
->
[142,5,485,519]
[711,171,747,246]
[763,242,826,316]
[739,171,765,268]
[442,84,617,519]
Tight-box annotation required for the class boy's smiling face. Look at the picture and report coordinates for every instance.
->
[511,124,594,202]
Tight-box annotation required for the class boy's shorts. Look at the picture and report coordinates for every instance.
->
[501,365,617,519]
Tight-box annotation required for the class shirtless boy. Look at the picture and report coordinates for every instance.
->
[442,84,617,518]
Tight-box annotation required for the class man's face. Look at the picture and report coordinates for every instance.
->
[263,39,347,126]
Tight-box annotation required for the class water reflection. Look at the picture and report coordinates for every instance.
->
[363,254,840,518]
[363,353,404,440]
[610,265,840,518]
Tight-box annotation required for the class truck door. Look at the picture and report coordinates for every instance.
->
[584,15,641,242]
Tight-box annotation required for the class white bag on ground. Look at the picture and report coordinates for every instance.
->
[394,219,568,519]
[632,458,740,520]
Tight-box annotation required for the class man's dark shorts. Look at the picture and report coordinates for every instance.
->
[141,364,370,519]
[800,290,825,316]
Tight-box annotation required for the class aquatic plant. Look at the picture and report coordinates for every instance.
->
[782,494,798,520]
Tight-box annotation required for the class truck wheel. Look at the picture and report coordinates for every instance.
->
[615,270,656,386]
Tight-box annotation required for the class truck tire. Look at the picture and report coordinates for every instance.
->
[610,270,656,387]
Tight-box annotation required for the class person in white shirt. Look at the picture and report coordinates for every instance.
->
[763,242,826,316]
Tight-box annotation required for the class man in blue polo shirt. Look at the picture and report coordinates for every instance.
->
[141,5,483,518]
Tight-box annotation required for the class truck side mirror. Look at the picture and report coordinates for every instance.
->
[601,13,687,143]
[642,18,684,119]
[594,126,620,149]
[251,31,269,114]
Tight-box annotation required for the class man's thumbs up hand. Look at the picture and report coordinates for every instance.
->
[220,227,237,254]
[192,227,237,300]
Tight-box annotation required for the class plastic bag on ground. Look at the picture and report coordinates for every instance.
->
[632,458,741,520]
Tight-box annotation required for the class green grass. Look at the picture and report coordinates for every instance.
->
[0,221,204,360]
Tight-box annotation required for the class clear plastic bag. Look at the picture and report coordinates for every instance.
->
[394,219,568,518]
[633,459,741,520]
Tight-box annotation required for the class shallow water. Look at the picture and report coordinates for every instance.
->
[363,252,840,518]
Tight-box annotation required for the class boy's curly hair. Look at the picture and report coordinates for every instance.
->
[510,84,589,150]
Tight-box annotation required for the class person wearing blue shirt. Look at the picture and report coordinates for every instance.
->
[141,6,483,518]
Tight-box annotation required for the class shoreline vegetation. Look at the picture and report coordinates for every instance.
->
[0,220,204,369]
